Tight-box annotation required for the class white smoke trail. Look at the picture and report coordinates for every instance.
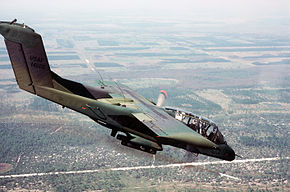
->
[0,156,288,179]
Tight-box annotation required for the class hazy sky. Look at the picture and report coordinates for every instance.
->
[1,0,290,20]
[1,0,290,35]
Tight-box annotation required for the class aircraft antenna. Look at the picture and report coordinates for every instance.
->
[114,80,126,102]
[9,19,17,25]
[97,71,106,87]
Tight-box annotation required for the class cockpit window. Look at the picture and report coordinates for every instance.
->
[165,107,226,144]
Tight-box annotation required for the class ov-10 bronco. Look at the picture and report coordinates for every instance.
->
[0,20,235,161]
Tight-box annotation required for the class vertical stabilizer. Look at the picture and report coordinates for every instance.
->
[0,21,53,94]
[4,40,35,93]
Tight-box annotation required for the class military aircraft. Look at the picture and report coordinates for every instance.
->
[0,20,235,161]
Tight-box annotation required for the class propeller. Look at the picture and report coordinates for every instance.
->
[156,90,168,107]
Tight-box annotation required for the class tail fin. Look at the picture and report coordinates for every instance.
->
[0,20,53,94]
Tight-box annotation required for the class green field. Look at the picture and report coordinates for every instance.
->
[0,14,289,191]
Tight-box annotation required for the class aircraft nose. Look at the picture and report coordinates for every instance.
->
[224,145,235,161]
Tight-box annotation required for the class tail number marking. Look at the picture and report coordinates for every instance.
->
[30,55,45,69]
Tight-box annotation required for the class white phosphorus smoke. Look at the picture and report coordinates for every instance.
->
[0,156,288,180]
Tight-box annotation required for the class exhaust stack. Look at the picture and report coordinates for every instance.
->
[157,90,168,107]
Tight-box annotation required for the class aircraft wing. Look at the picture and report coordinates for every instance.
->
[120,87,217,148]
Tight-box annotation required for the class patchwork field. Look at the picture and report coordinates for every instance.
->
[0,15,289,191]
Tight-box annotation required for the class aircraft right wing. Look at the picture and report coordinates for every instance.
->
[121,87,217,149]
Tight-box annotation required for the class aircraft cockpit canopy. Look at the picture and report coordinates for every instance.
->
[164,107,226,145]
